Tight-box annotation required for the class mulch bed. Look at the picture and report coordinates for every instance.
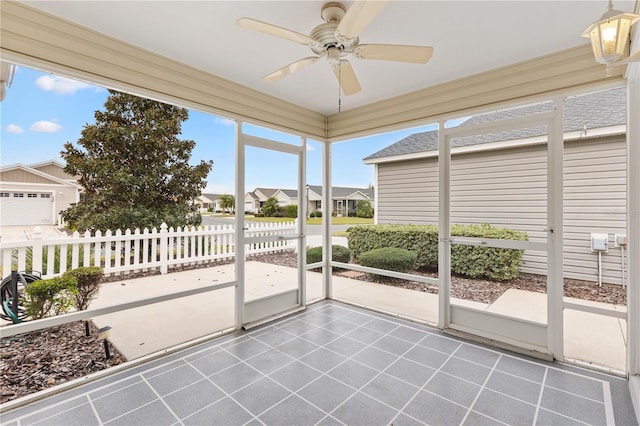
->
[1,321,125,404]
[0,249,626,404]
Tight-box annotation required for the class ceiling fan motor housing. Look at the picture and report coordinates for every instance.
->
[320,2,346,23]
[310,22,358,56]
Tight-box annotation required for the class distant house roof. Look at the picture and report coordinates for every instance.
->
[278,189,298,198]
[308,185,374,199]
[200,193,221,200]
[363,88,626,162]
[251,186,373,200]
[254,188,279,198]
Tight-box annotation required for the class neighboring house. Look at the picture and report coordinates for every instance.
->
[272,189,298,207]
[244,191,259,213]
[363,87,627,285]
[0,161,81,227]
[245,186,375,216]
[306,185,375,216]
[244,188,279,213]
[194,193,222,212]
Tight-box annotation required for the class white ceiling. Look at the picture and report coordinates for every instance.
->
[22,1,637,115]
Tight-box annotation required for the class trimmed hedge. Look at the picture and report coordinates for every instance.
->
[359,248,417,278]
[306,245,351,264]
[347,223,527,281]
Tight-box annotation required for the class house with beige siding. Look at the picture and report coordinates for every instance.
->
[364,88,627,286]
[0,161,81,227]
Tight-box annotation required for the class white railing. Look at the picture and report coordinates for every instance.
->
[0,221,297,279]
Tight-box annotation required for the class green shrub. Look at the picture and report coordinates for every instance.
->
[62,266,103,311]
[312,210,322,218]
[347,223,527,281]
[261,197,280,217]
[283,204,298,218]
[359,247,417,279]
[356,200,374,218]
[450,223,526,281]
[347,224,439,267]
[306,245,351,264]
[24,275,77,319]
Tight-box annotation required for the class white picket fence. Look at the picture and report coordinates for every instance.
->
[0,221,298,279]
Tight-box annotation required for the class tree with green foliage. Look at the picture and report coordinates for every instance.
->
[61,90,213,232]
[356,200,374,218]
[261,196,280,217]
[219,194,235,214]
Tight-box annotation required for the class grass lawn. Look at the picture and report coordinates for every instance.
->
[245,216,373,225]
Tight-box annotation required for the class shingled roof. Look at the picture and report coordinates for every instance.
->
[364,88,626,162]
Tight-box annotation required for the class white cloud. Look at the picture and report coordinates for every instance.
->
[214,117,236,127]
[306,143,315,151]
[30,120,62,133]
[6,124,24,134]
[35,75,92,94]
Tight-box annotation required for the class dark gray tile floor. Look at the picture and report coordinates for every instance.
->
[1,301,636,426]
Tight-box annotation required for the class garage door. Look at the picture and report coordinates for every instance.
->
[0,192,53,226]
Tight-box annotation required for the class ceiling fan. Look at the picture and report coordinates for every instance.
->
[236,1,434,96]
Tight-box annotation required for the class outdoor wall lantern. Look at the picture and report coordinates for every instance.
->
[582,0,640,75]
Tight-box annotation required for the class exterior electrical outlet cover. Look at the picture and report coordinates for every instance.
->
[590,233,609,252]
[615,234,627,247]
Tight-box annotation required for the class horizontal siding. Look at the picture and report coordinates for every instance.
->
[563,137,626,284]
[376,136,627,285]
[378,158,438,224]
[1,169,58,184]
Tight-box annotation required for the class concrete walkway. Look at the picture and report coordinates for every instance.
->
[90,262,627,371]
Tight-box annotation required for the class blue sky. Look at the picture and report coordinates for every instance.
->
[1,66,435,194]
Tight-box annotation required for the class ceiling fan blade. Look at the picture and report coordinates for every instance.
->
[236,17,312,45]
[263,57,318,82]
[333,60,361,96]
[336,0,389,39]
[356,44,434,64]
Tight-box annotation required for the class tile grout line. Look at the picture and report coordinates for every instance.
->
[231,311,411,425]
[85,394,103,426]
[318,320,422,425]
[3,301,625,426]
[207,310,375,424]
[602,381,615,426]
[460,354,503,425]
[250,316,405,423]
[388,339,464,425]
[139,376,184,426]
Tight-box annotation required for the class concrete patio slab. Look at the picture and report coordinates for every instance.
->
[88,264,626,372]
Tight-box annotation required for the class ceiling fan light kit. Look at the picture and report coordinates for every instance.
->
[236,1,433,97]
[582,0,640,75]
